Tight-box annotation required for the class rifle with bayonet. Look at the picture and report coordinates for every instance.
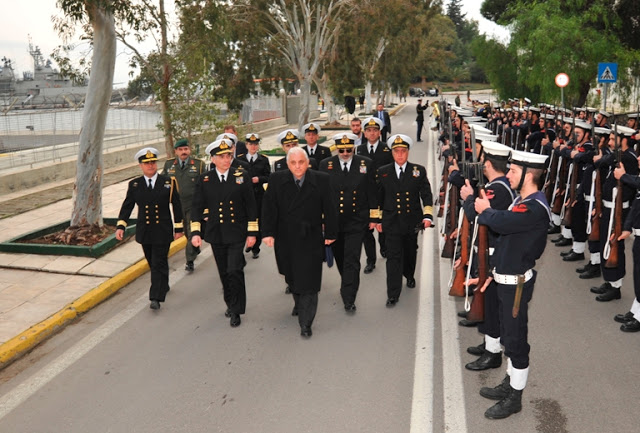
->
[605,114,623,268]
[588,112,602,242]
[544,108,560,203]
[561,114,579,226]
[442,110,458,259]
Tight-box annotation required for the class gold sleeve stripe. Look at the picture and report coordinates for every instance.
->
[379,210,383,218]
[191,221,201,232]
[117,220,128,228]
[423,206,433,215]
[174,222,184,229]
[247,221,259,231]
[370,209,381,219]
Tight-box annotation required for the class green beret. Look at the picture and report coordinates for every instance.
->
[174,138,189,149]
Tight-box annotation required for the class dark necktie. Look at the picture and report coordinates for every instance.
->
[399,167,404,181]
[181,161,185,170]
[343,163,348,174]
[221,174,225,182]
[148,179,153,190]
[295,179,301,190]
[310,148,314,157]
[369,145,374,156]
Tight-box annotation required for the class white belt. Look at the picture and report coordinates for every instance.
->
[634,229,640,237]
[473,246,495,255]
[603,200,630,209]
[492,269,533,285]
[584,194,594,202]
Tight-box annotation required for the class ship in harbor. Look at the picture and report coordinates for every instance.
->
[0,38,89,109]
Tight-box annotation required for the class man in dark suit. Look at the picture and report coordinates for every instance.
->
[116,147,184,310]
[320,133,378,312]
[302,122,332,165]
[238,132,271,259]
[162,138,207,272]
[273,129,318,172]
[376,103,392,142]
[416,98,428,142]
[357,117,393,273]
[262,147,338,338]
[190,139,259,328]
[376,134,433,307]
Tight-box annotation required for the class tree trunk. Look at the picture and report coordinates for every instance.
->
[158,0,174,157]
[298,76,312,132]
[314,73,339,124]
[365,81,373,114]
[70,4,116,228]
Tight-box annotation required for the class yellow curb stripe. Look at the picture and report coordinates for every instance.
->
[0,236,187,368]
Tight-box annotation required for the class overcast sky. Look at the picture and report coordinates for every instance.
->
[0,0,509,88]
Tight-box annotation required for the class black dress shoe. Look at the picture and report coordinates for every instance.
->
[386,298,397,307]
[484,386,522,419]
[344,304,357,313]
[590,282,611,294]
[150,300,160,310]
[563,251,585,262]
[407,278,416,288]
[620,318,640,332]
[547,224,561,234]
[480,375,511,400]
[300,326,312,338]
[554,237,572,247]
[285,286,291,294]
[465,350,502,371]
[458,310,468,318]
[459,319,480,327]
[614,311,635,323]
[596,287,621,302]
[230,314,241,327]
[245,247,251,253]
[291,306,298,316]
[579,264,601,279]
[560,249,573,257]
[380,249,387,258]
[185,261,194,272]
[551,235,565,243]
[576,263,592,273]
[364,263,375,274]
[252,251,260,259]
[467,342,485,356]
[225,308,231,318]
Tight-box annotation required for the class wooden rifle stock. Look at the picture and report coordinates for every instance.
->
[589,170,602,242]
[467,224,489,322]
[441,184,458,258]
[551,159,567,214]
[438,158,449,218]
[561,161,578,226]
[605,178,623,268]
[449,215,470,296]
[545,153,559,203]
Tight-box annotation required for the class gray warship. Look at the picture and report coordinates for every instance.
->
[0,38,88,109]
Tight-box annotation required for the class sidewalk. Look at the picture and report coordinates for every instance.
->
[0,107,404,369]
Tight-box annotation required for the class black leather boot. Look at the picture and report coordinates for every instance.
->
[484,386,523,419]
[596,287,621,302]
[590,282,611,294]
[579,263,601,279]
[480,375,510,400]
[467,341,485,356]
[465,351,502,371]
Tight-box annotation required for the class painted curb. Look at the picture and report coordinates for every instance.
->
[0,236,187,368]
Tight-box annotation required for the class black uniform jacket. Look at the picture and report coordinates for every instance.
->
[238,153,271,197]
[303,144,332,165]
[261,169,338,294]
[190,168,258,244]
[117,174,183,245]
[319,155,378,232]
[356,140,393,174]
[377,161,433,235]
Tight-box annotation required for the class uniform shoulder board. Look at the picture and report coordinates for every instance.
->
[234,170,243,176]
[383,147,390,152]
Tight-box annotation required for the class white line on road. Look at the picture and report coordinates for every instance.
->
[0,248,213,421]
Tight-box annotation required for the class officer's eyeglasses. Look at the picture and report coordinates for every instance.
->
[338,148,353,153]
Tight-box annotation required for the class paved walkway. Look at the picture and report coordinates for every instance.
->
[0,106,404,368]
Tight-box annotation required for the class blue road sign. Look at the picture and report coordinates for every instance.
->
[598,63,618,83]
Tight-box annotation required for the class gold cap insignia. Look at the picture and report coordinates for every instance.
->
[394,136,404,145]
[341,135,350,144]
[220,142,229,150]
[286,132,295,140]
[145,150,155,159]
[250,134,257,141]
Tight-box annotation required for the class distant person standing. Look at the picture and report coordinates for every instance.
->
[455,94,461,107]
[162,138,207,272]
[376,103,392,143]
[415,98,428,142]
[350,117,364,147]
[116,147,184,310]
[467,90,471,103]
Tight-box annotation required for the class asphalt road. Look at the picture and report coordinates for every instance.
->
[0,99,639,432]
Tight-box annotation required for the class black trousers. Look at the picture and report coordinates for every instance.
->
[332,229,365,305]
[292,292,318,328]
[211,241,247,314]
[600,207,628,282]
[385,231,418,300]
[633,238,640,301]
[570,199,587,242]
[477,279,500,339]
[252,194,263,254]
[416,119,424,141]
[142,243,171,302]
[363,229,386,264]
[183,209,201,262]
[497,271,536,369]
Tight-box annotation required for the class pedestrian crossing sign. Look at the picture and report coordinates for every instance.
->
[597,63,617,83]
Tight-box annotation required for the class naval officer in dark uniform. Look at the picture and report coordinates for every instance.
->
[162,138,207,272]
[190,139,259,328]
[273,129,318,172]
[376,134,433,307]
[320,133,378,312]
[116,147,184,310]
[301,122,332,165]
[262,147,338,338]
[357,117,393,273]
[473,149,550,419]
